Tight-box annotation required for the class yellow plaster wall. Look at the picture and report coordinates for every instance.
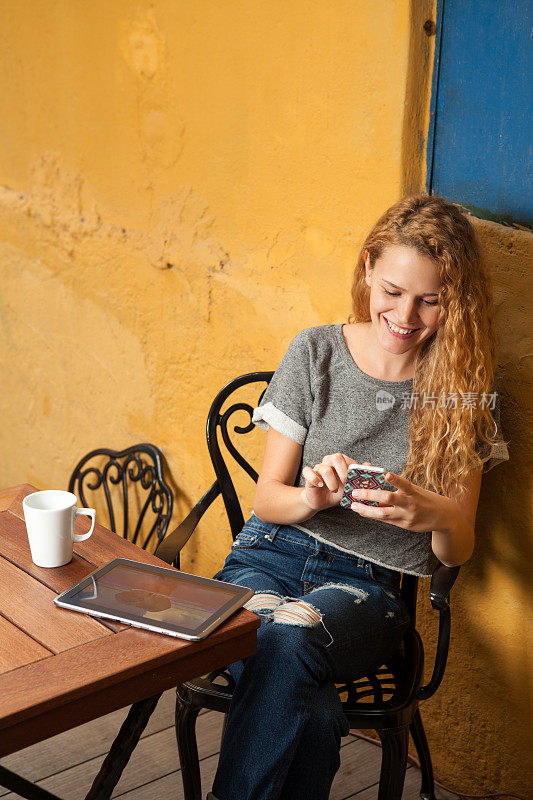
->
[0,0,531,793]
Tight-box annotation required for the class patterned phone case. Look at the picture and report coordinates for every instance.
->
[340,466,397,508]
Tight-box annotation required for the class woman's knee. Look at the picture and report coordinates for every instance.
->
[253,602,333,678]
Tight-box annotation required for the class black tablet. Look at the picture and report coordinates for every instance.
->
[54,558,255,640]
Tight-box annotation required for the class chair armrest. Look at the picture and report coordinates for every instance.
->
[429,561,461,611]
[417,562,461,701]
[154,480,220,565]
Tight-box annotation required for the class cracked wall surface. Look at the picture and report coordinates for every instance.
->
[0,0,531,794]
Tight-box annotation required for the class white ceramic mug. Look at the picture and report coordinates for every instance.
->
[22,490,96,568]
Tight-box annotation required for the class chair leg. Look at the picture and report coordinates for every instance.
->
[377,726,409,800]
[410,707,436,800]
[175,692,202,800]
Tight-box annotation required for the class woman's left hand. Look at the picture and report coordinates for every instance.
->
[350,472,447,533]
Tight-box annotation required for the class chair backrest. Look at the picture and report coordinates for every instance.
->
[205,373,419,623]
[68,443,173,551]
[206,372,273,537]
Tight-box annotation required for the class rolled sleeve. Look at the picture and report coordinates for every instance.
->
[252,330,314,445]
[479,388,510,473]
[252,402,308,444]
[482,439,510,473]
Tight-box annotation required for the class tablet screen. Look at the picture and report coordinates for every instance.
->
[59,560,247,635]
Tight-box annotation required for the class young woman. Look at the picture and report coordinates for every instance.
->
[207,194,509,800]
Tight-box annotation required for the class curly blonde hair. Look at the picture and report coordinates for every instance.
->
[349,194,503,497]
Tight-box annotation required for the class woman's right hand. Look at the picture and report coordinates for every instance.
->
[301,455,372,512]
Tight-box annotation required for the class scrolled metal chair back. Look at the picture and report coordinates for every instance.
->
[207,372,273,538]
[68,443,173,551]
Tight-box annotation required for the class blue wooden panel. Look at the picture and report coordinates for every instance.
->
[429,0,532,228]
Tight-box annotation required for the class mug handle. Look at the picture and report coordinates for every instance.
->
[73,508,96,542]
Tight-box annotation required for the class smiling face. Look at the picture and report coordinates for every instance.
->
[364,244,442,356]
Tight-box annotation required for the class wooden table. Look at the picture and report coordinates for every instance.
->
[0,484,259,799]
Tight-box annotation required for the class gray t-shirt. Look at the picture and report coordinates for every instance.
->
[252,325,509,577]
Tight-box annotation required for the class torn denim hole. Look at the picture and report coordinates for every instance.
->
[273,600,322,626]
[272,600,334,647]
[244,592,284,614]
[310,582,369,604]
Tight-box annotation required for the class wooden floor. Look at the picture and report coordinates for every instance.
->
[0,689,457,800]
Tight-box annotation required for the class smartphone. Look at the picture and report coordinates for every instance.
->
[340,464,397,508]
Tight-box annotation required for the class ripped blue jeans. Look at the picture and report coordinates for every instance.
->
[210,515,410,800]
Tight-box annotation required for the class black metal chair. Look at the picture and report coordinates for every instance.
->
[68,443,174,554]
[155,372,461,800]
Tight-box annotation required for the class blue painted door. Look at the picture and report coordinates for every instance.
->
[428,0,532,228]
